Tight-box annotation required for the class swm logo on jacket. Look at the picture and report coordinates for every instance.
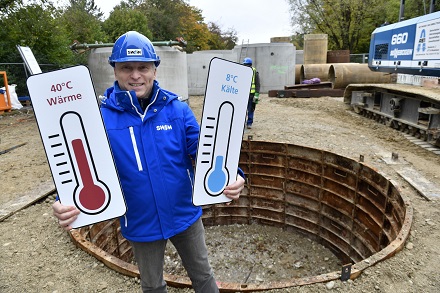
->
[156,125,173,131]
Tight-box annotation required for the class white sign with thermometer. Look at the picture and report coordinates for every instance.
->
[193,58,253,206]
[27,65,126,228]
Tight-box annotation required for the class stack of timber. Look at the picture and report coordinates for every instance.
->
[268,82,345,98]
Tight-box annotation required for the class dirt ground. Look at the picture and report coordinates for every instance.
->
[1,94,440,293]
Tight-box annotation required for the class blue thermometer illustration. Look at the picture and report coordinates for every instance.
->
[193,57,253,206]
[204,101,234,196]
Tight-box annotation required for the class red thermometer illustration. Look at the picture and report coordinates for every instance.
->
[60,111,110,214]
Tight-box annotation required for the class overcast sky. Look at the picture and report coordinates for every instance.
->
[91,0,293,44]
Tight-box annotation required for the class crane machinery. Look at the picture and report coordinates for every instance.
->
[345,0,440,150]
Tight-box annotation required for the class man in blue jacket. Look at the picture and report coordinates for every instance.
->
[52,31,245,292]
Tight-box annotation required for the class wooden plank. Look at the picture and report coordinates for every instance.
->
[268,89,279,97]
[274,88,345,98]
[0,143,27,155]
[0,180,55,221]
[269,82,335,98]
[294,89,345,98]
[396,167,440,200]
[276,90,295,98]
[284,82,333,90]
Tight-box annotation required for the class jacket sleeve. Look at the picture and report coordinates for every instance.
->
[184,104,200,159]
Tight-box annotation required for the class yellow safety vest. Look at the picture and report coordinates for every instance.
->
[250,67,256,94]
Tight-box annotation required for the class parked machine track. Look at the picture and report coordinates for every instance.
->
[344,83,440,154]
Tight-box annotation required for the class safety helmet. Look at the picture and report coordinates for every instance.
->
[243,57,252,65]
[108,31,160,67]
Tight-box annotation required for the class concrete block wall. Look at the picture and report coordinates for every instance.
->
[187,43,296,95]
[88,43,296,98]
[187,50,236,96]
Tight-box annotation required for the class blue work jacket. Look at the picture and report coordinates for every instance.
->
[100,80,202,242]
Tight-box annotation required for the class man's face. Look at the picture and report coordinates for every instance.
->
[114,61,156,99]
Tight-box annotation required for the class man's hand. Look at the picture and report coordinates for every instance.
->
[52,201,80,231]
[223,174,245,203]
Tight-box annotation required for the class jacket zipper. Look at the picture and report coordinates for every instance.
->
[187,169,194,190]
[123,90,161,229]
[129,126,143,171]
[127,91,145,120]
[144,90,159,117]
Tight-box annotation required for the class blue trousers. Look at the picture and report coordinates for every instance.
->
[246,93,256,126]
[130,218,218,292]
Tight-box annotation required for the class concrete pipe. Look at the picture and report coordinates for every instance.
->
[329,63,393,89]
[300,64,331,83]
[295,64,302,84]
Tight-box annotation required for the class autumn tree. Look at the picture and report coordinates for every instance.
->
[287,0,385,53]
[207,22,238,50]
[176,4,212,52]
[101,0,238,52]
[133,0,226,52]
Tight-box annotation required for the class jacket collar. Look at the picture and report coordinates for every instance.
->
[102,80,176,117]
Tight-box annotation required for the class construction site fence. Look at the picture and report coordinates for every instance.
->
[0,63,63,97]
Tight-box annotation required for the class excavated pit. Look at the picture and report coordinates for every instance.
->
[69,140,412,292]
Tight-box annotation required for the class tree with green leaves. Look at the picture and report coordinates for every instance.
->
[0,0,21,14]
[0,1,75,95]
[59,0,108,44]
[1,2,73,64]
[56,0,109,64]
[287,0,385,53]
[138,0,188,41]
[402,0,440,20]
[103,6,152,42]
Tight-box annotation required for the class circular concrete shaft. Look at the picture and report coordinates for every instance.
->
[70,140,412,292]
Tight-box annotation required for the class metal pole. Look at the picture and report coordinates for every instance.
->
[430,0,436,13]
[399,0,405,21]
[70,39,187,51]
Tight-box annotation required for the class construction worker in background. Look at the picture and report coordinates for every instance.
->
[242,57,260,129]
